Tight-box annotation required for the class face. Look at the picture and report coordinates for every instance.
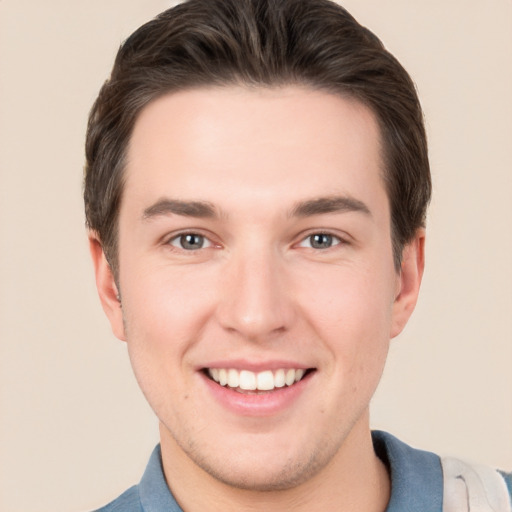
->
[91,86,423,492]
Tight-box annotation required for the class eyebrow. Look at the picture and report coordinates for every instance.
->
[142,199,218,220]
[290,195,371,218]
[141,195,371,221]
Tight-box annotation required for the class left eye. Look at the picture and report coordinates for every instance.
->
[299,233,341,249]
[168,233,212,250]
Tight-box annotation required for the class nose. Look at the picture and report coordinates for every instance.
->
[215,246,295,342]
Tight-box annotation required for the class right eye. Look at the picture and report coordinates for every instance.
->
[168,233,213,251]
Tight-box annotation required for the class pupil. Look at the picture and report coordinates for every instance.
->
[181,234,203,250]
[311,234,332,249]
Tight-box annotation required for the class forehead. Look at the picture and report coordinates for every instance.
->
[124,86,386,216]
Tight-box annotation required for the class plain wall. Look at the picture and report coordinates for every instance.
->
[0,1,510,511]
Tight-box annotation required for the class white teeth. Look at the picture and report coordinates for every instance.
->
[256,370,275,391]
[285,369,296,386]
[239,370,256,390]
[274,369,285,388]
[227,369,239,388]
[207,367,308,391]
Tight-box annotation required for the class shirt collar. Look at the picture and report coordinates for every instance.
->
[139,445,183,512]
[372,430,443,512]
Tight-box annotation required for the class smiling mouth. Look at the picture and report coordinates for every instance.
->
[204,368,314,393]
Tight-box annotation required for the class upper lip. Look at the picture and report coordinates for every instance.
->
[198,359,314,372]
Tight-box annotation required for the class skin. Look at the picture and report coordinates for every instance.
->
[90,86,425,511]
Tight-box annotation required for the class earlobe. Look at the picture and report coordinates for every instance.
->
[88,233,126,341]
[390,229,426,339]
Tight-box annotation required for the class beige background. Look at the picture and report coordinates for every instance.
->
[0,1,511,511]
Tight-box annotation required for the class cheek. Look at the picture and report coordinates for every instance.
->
[120,271,207,419]
[118,264,218,399]
[295,262,394,381]
[297,261,395,335]
[121,260,216,337]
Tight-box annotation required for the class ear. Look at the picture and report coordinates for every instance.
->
[390,229,425,339]
[88,232,126,341]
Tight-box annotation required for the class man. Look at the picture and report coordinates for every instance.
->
[84,0,512,510]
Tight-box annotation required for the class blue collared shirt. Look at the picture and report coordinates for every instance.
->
[94,431,511,511]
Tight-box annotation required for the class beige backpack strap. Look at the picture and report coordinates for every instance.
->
[442,456,512,512]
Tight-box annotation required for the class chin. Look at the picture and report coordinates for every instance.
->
[198,455,323,492]
[177,430,338,492]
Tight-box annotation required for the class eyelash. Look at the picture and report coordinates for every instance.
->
[165,230,347,253]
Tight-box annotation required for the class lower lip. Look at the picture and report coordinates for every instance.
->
[201,372,313,417]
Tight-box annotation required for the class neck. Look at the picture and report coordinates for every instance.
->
[159,413,390,512]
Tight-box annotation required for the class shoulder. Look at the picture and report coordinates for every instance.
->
[91,444,183,512]
[92,485,142,512]
[372,431,512,511]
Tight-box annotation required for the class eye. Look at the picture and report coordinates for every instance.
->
[168,233,212,251]
[299,233,342,249]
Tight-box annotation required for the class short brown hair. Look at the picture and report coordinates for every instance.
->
[84,0,431,276]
